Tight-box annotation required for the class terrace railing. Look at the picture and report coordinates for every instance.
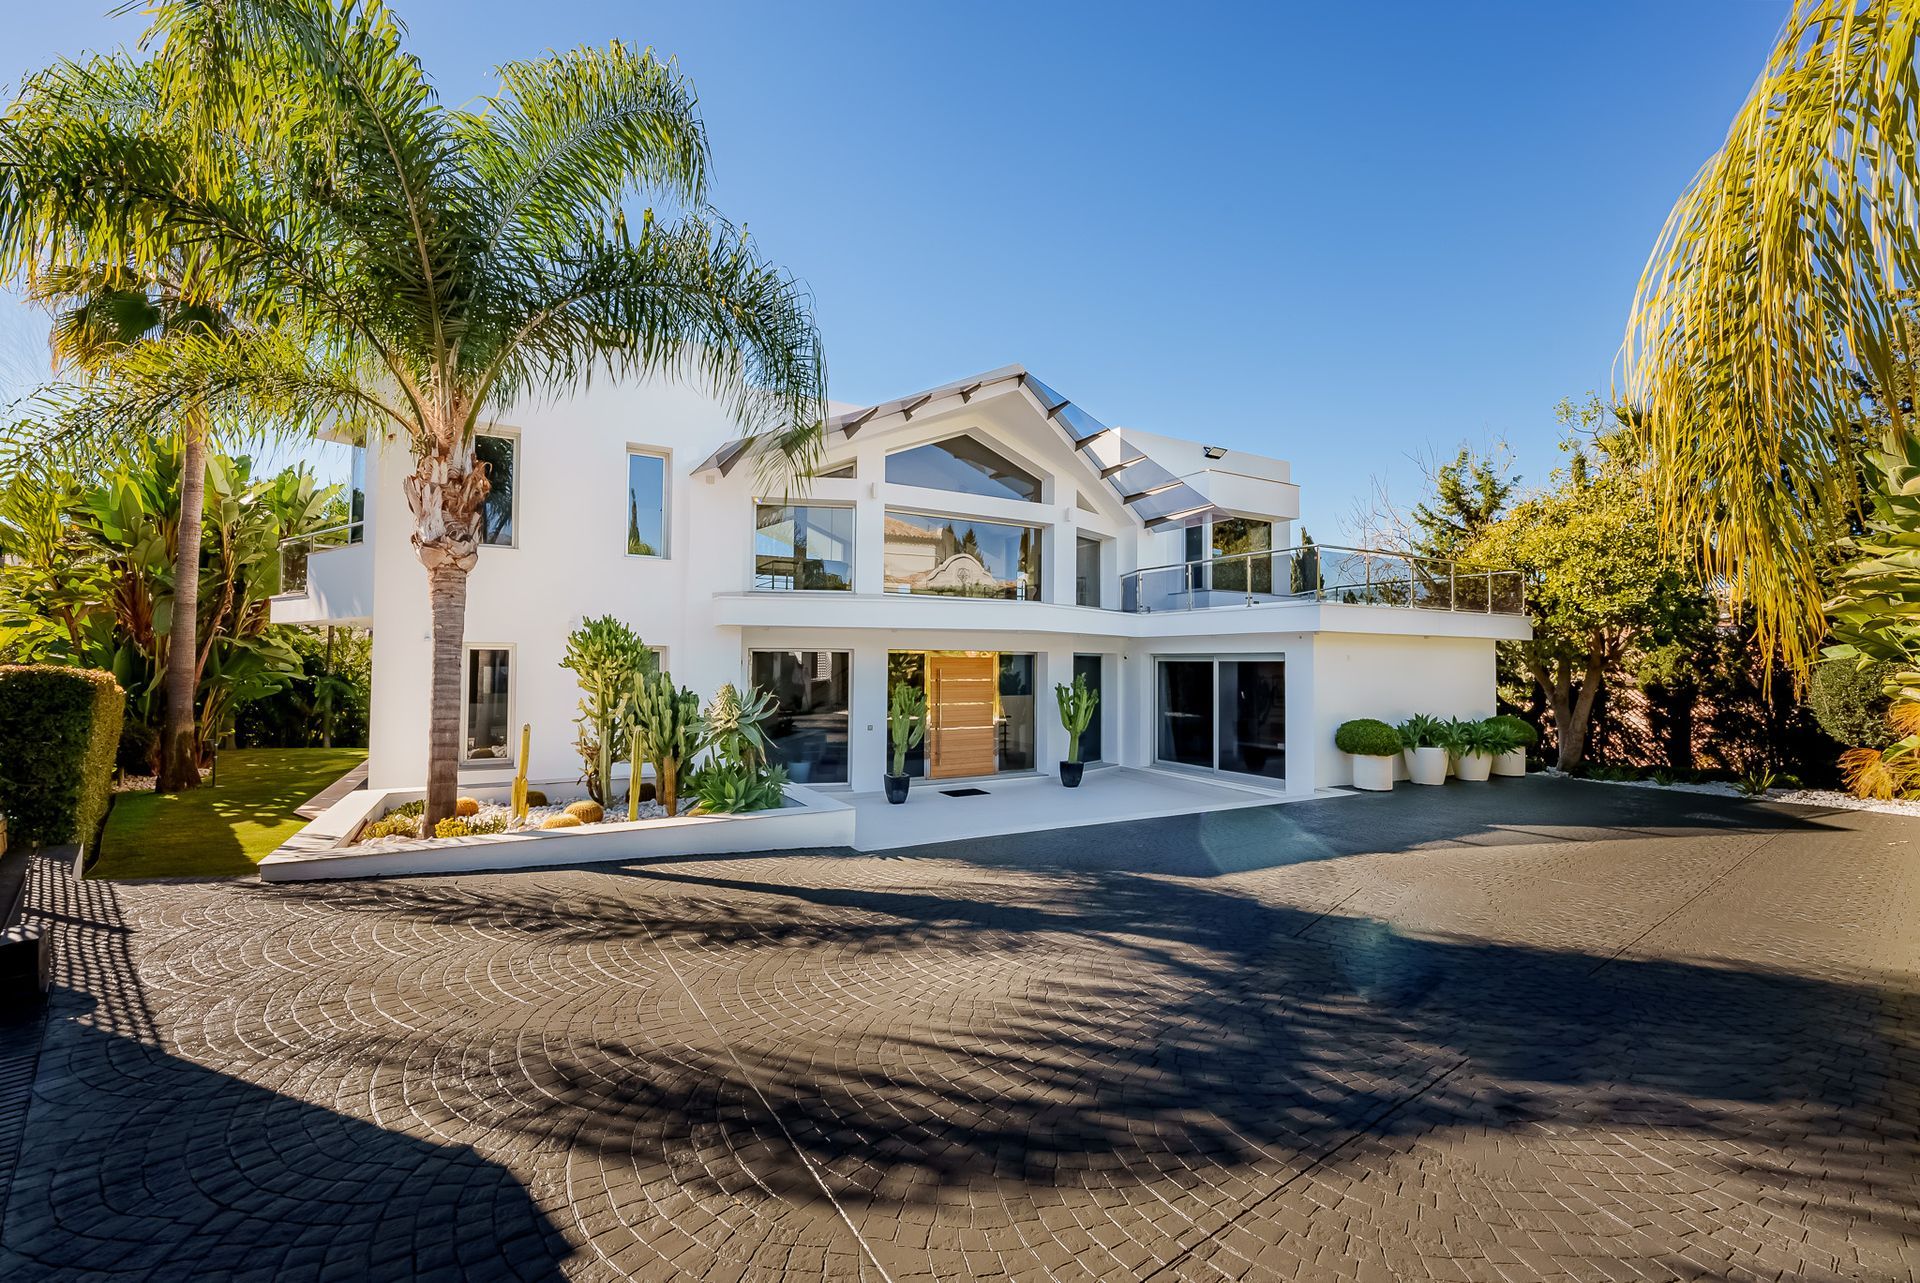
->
[278,520,363,595]
[1120,544,1524,615]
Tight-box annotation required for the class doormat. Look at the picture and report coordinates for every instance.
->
[939,787,991,797]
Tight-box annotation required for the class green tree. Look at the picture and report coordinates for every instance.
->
[1623,0,1920,674]
[1,0,827,828]
[1467,430,1714,771]
[1409,446,1517,561]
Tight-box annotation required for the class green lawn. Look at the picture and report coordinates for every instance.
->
[96,747,367,879]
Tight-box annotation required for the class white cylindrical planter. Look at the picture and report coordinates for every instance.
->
[1455,751,1492,782]
[1492,748,1527,777]
[1405,746,1448,786]
[1351,753,1395,792]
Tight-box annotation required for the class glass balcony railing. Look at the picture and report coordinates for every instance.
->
[1120,544,1524,615]
[278,520,363,595]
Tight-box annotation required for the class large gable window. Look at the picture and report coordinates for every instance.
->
[886,435,1043,503]
[884,510,1041,600]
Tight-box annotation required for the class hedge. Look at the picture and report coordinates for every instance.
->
[0,665,124,851]
[1485,714,1540,748]
[1808,659,1894,749]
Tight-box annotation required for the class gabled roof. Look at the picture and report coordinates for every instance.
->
[694,364,1239,531]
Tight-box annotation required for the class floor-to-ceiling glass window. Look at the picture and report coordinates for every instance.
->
[754,504,853,590]
[1156,660,1214,768]
[750,650,850,783]
[997,654,1036,771]
[883,511,1042,600]
[1217,660,1286,780]
[1156,657,1286,780]
[1072,654,1103,762]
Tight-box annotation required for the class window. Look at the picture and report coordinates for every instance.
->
[1076,535,1102,607]
[997,654,1036,771]
[475,435,515,546]
[626,451,667,556]
[817,461,856,480]
[754,504,853,590]
[1155,657,1285,780]
[886,435,1042,502]
[465,648,512,761]
[884,510,1041,600]
[750,650,850,783]
[347,444,366,543]
[1211,517,1273,594]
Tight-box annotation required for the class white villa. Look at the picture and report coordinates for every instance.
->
[274,365,1529,811]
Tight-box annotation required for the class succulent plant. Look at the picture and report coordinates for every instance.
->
[524,789,548,808]
[540,814,583,830]
[1054,674,1099,764]
[455,796,480,817]
[626,670,704,818]
[564,799,604,824]
[887,682,927,776]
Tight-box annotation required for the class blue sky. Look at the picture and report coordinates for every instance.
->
[4,1,1787,537]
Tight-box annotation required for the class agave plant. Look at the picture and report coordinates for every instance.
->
[704,682,778,772]
[1395,714,1448,751]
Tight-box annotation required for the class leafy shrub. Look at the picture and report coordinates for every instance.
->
[689,761,788,814]
[1808,660,1895,749]
[524,789,548,808]
[1396,714,1447,750]
[387,799,425,820]
[564,799,604,823]
[116,717,159,777]
[360,815,419,841]
[540,814,582,830]
[455,796,480,817]
[1485,714,1539,748]
[1736,769,1778,796]
[1449,718,1508,757]
[1334,719,1401,757]
[434,814,507,839]
[0,665,124,850]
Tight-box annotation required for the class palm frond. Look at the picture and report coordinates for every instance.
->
[1623,0,1920,674]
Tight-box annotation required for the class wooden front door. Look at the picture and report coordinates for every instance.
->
[928,653,998,778]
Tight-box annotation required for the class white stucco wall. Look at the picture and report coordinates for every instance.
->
[1308,632,1498,787]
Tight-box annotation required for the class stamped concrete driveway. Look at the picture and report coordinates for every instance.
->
[2,777,1917,1282]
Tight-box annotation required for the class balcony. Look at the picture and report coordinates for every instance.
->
[1122,544,1525,616]
[271,521,372,625]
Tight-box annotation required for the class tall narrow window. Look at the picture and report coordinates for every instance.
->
[755,504,853,590]
[627,452,666,556]
[1076,535,1102,607]
[475,435,515,546]
[347,444,366,543]
[465,648,512,761]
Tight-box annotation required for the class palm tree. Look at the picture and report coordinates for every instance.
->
[1623,0,1919,675]
[32,261,231,789]
[2,0,826,827]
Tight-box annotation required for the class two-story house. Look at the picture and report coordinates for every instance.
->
[274,365,1529,803]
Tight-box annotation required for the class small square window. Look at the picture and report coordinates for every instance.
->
[627,452,667,556]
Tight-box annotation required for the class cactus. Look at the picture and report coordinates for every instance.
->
[888,682,927,776]
[540,813,582,830]
[626,669,705,818]
[1054,674,1100,764]
[511,724,531,821]
[560,616,656,805]
[628,724,643,821]
[455,796,481,817]
[564,799,604,824]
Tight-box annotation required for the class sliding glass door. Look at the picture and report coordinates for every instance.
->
[1155,657,1286,781]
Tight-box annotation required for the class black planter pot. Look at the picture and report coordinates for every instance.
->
[883,773,911,805]
[1058,760,1085,788]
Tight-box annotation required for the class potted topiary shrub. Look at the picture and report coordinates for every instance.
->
[1397,714,1449,786]
[885,682,926,804]
[1054,673,1099,787]
[1485,714,1537,777]
[1335,719,1401,791]
[1449,717,1501,782]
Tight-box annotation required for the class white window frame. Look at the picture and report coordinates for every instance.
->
[881,505,1047,602]
[624,446,672,559]
[474,428,520,550]
[460,643,517,766]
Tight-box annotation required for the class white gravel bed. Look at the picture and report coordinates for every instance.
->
[1555,770,1920,818]
[355,794,688,847]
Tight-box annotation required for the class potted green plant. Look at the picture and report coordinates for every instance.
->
[885,682,927,804]
[1397,713,1449,786]
[1448,717,1503,782]
[1485,714,1536,777]
[1054,673,1099,787]
[1335,718,1401,791]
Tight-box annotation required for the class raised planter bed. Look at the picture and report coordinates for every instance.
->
[259,777,853,882]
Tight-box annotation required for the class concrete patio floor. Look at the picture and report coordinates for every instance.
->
[2,777,1917,1281]
[844,764,1314,851]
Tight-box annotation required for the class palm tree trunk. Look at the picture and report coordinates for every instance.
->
[425,560,468,828]
[157,417,207,791]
